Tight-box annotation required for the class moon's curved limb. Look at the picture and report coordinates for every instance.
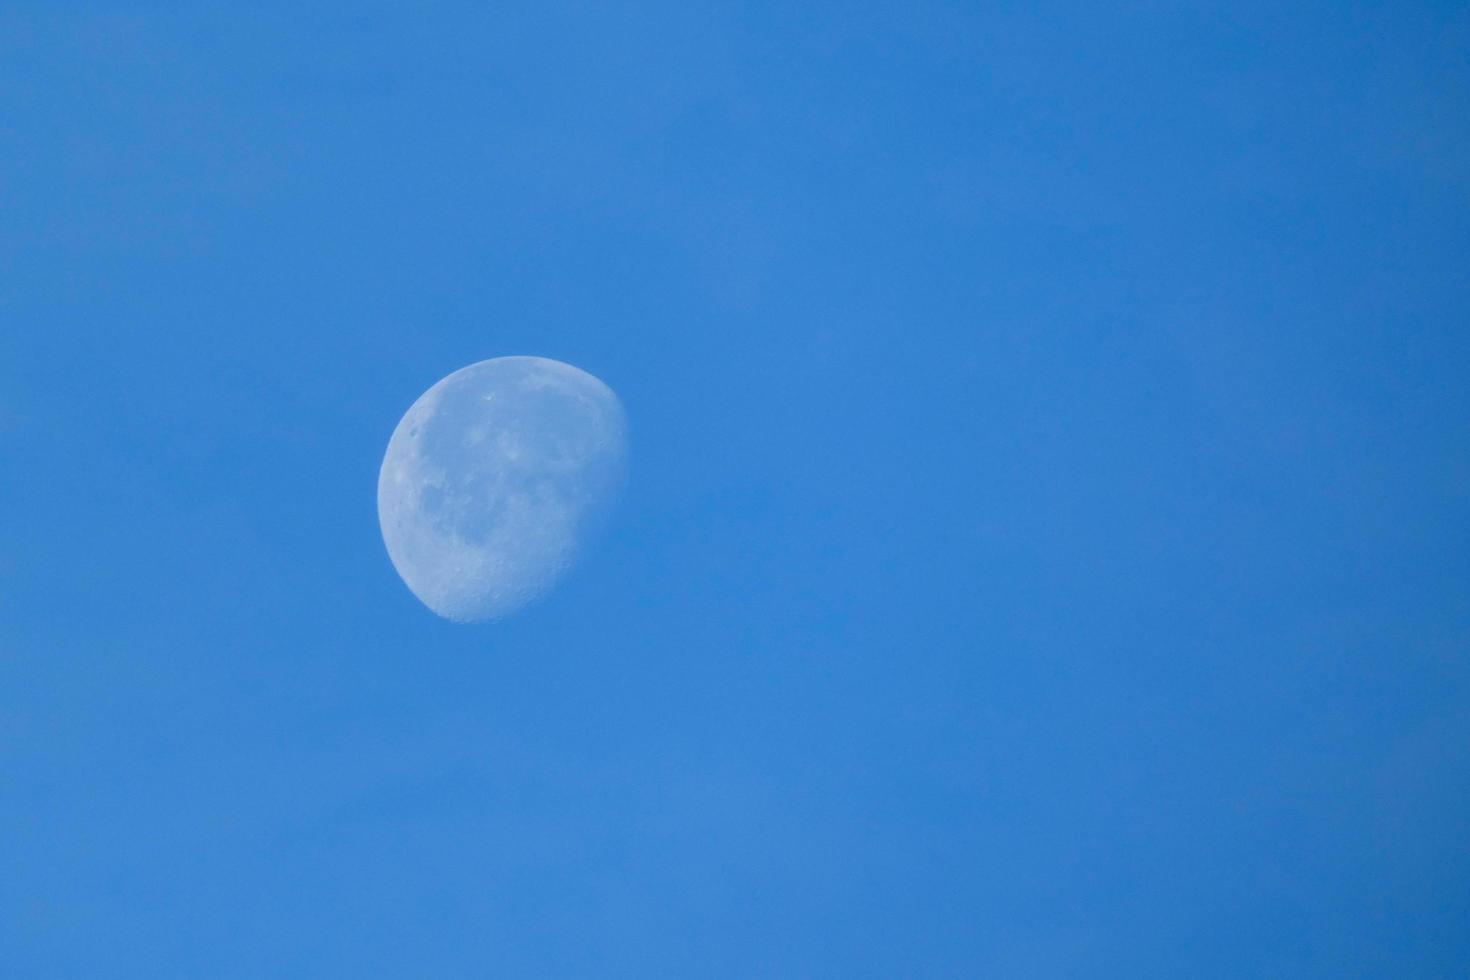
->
[377,356,627,622]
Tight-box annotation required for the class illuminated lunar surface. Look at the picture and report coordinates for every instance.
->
[377,356,628,622]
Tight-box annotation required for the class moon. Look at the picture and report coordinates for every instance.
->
[377,356,628,622]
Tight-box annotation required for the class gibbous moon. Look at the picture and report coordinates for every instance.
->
[377,356,628,622]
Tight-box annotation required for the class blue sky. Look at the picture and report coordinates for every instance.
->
[2,2,1468,976]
